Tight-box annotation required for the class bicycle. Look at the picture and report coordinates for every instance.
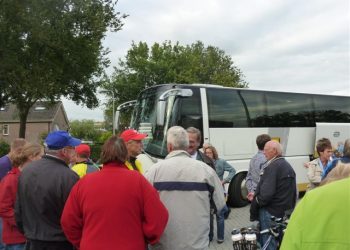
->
[231,214,290,250]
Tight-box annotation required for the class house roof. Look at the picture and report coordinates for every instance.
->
[0,101,68,123]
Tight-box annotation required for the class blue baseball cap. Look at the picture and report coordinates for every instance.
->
[45,130,81,150]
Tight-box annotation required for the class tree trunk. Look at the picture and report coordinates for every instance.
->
[18,108,30,139]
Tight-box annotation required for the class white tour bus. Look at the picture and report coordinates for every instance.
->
[115,84,350,207]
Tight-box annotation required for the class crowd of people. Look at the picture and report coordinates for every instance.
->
[0,126,349,250]
[245,136,350,250]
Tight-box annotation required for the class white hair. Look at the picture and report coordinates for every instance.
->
[266,140,283,156]
[167,126,189,150]
[44,146,62,156]
[271,141,283,156]
[276,142,283,156]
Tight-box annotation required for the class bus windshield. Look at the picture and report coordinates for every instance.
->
[130,85,172,158]
[130,85,202,158]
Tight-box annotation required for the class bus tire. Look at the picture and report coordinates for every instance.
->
[227,172,249,208]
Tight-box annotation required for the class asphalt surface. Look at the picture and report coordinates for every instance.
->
[209,205,250,250]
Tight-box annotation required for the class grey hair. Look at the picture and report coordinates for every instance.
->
[343,139,350,157]
[275,142,283,156]
[167,126,189,150]
[186,127,201,142]
[44,146,62,155]
[267,140,283,156]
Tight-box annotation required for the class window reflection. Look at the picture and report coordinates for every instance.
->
[207,89,350,128]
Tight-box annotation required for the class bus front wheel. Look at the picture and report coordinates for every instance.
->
[227,172,249,208]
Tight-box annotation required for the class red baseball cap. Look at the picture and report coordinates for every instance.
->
[120,129,147,142]
[75,144,91,157]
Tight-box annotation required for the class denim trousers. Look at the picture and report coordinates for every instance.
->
[216,205,228,240]
[259,208,277,250]
[5,244,25,250]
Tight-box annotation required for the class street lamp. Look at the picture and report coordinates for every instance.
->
[100,89,116,135]
[111,91,115,135]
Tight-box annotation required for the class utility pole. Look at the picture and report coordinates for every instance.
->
[112,91,115,135]
[100,89,115,135]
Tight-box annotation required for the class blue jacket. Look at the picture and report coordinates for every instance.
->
[322,156,350,179]
[214,158,236,184]
[0,155,11,180]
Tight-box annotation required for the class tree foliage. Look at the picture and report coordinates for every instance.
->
[0,0,127,137]
[102,40,248,125]
[69,119,101,142]
[0,140,10,157]
[103,40,248,105]
[69,119,113,161]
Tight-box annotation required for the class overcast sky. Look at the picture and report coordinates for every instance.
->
[63,0,350,121]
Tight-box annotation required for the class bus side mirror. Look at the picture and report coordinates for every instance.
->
[157,101,166,126]
[156,88,193,126]
[115,100,136,131]
[115,110,120,130]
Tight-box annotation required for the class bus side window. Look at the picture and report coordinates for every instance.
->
[314,95,350,123]
[240,90,267,127]
[265,92,313,127]
[207,88,248,128]
[178,88,203,131]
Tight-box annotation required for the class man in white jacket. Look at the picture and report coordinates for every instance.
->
[146,126,226,250]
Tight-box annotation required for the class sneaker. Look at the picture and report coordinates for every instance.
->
[217,239,224,244]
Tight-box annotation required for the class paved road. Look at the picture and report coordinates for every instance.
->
[209,205,250,250]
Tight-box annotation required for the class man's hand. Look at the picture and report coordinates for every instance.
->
[304,162,310,168]
[247,192,254,201]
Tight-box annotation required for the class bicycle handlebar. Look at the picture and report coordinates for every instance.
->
[232,215,290,250]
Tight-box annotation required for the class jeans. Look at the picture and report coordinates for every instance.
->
[259,208,277,250]
[216,205,228,240]
[0,218,5,250]
[5,244,25,250]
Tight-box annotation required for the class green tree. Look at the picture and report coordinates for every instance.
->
[0,0,127,138]
[102,40,248,123]
[69,119,102,142]
[69,120,112,162]
[0,140,10,157]
[0,91,6,108]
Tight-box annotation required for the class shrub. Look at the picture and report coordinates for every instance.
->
[0,140,10,157]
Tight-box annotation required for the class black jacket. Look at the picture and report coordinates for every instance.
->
[15,155,79,241]
[250,157,296,221]
[196,150,215,170]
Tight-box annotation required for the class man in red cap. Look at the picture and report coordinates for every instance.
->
[120,129,147,174]
[71,144,99,178]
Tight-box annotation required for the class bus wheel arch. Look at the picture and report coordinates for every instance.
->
[227,172,249,208]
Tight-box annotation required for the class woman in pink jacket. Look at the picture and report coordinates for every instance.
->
[61,136,168,250]
[0,143,43,250]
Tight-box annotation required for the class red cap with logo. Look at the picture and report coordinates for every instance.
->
[120,129,147,142]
